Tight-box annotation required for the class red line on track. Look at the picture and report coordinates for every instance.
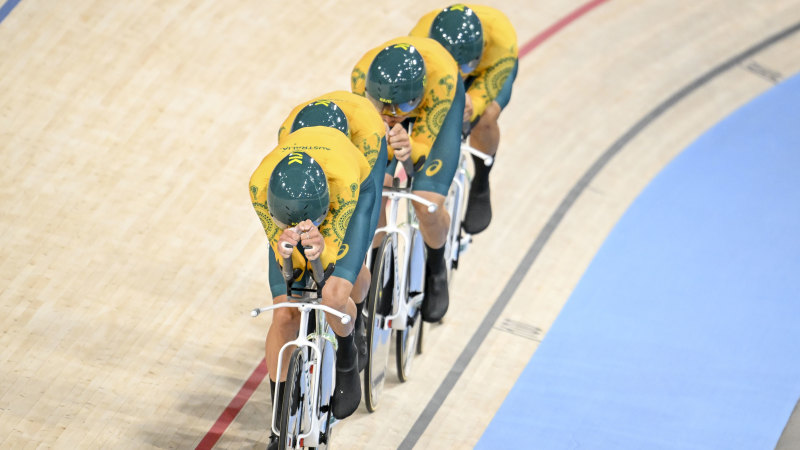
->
[199,0,609,446]
[196,359,268,449]
[519,0,610,58]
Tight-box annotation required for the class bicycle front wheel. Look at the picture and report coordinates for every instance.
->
[279,347,311,449]
[364,234,396,412]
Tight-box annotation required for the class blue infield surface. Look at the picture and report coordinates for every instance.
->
[479,73,800,449]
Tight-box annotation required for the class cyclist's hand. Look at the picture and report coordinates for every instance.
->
[277,228,301,259]
[388,123,411,161]
[297,219,324,260]
[463,92,474,124]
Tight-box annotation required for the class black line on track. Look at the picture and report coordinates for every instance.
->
[400,20,800,449]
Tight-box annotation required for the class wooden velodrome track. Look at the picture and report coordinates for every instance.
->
[2,0,800,448]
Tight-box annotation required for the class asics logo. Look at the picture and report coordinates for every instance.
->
[425,159,443,176]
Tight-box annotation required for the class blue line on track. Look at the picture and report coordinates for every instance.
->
[0,0,22,24]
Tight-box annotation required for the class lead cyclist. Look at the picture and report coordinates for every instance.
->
[410,3,519,235]
[249,128,372,449]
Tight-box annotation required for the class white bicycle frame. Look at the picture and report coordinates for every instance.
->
[251,252,351,447]
[369,187,436,331]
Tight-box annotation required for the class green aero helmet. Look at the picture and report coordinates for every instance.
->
[366,43,426,114]
[267,152,329,229]
[290,100,350,137]
[429,4,484,74]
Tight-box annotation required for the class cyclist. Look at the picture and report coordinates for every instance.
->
[410,4,518,234]
[249,126,372,449]
[278,95,389,371]
[352,36,465,323]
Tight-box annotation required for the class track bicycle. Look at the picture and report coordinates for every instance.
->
[362,160,436,412]
[251,245,351,450]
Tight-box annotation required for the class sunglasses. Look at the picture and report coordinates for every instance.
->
[460,58,480,75]
[380,96,422,116]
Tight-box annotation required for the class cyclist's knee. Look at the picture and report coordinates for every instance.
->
[322,276,354,311]
[474,102,501,131]
[352,264,370,304]
[412,191,449,247]
[272,305,299,328]
[412,191,446,221]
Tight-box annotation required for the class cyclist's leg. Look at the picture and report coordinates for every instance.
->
[329,207,371,419]
[411,75,464,247]
[468,59,518,157]
[339,177,377,372]
[264,250,304,448]
[265,294,301,382]
[410,190,451,323]
[264,290,300,449]
[335,176,375,306]
[319,276,362,419]
[411,80,463,323]
[328,228,363,340]
[352,263,370,372]
[469,59,518,156]
[266,252,302,382]
[464,59,519,234]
